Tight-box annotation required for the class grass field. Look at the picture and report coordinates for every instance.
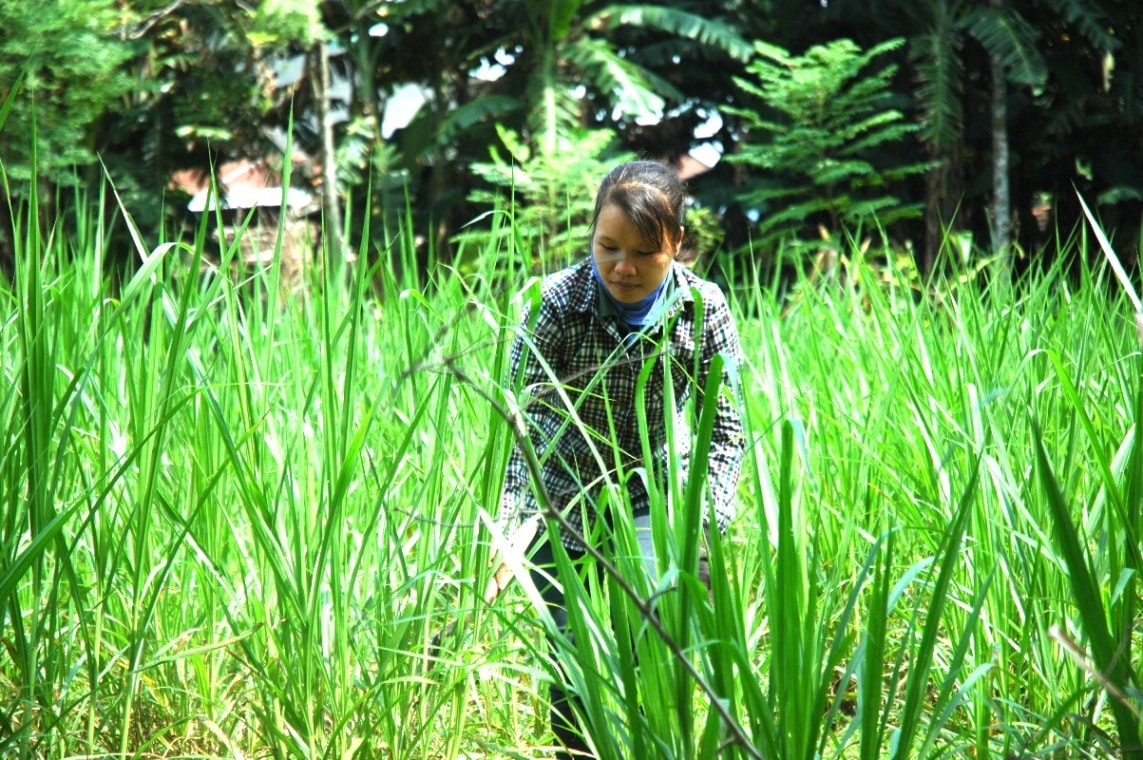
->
[1,180,1141,759]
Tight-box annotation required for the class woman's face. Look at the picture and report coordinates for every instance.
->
[592,202,678,304]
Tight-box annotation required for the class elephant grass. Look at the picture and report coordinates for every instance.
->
[1,177,1141,759]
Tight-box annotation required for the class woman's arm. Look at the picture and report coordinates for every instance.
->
[498,287,568,532]
[698,285,746,535]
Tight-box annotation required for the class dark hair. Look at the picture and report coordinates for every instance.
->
[591,160,693,262]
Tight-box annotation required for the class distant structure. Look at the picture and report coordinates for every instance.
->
[171,158,320,298]
[675,148,719,181]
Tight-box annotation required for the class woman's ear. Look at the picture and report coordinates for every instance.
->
[674,226,686,256]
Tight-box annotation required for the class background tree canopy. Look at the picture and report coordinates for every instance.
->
[0,0,1139,282]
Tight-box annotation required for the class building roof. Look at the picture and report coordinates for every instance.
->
[171,158,315,214]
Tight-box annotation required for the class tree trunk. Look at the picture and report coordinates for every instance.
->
[922,159,946,276]
[315,41,344,267]
[989,0,1011,260]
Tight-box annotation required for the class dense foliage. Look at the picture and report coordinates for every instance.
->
[0,0,1139,280]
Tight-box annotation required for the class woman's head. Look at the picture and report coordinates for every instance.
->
[591,160,687,255]
[590,161,689,304]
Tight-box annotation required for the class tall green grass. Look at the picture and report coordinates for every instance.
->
[0,173,525,757]
[1,157,1140,760]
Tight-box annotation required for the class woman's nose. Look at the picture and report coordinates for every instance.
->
[614,255,636,275]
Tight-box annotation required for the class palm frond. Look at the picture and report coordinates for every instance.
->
[962,5,1047,87]
[589,4,753,62]
[550,0,584,42]
[910,25,964,150]
[565,36,666,120]
[437,95,523,143]
[1041,0,1120,52]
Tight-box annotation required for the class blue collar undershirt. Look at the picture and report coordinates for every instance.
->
[591,257,673,328]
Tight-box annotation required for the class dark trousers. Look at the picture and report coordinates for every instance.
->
[528,514,662,759]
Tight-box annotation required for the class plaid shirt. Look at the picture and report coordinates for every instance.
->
[500,258,745,550]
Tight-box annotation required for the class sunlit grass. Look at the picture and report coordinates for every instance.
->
[1,165,1141,760]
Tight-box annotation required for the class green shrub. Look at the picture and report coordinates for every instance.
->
[460,124,633,272]
[726,38,933,256]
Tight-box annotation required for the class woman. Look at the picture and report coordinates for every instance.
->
[498,160,746,758]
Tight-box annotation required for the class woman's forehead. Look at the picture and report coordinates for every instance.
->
[595,203,657,244]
